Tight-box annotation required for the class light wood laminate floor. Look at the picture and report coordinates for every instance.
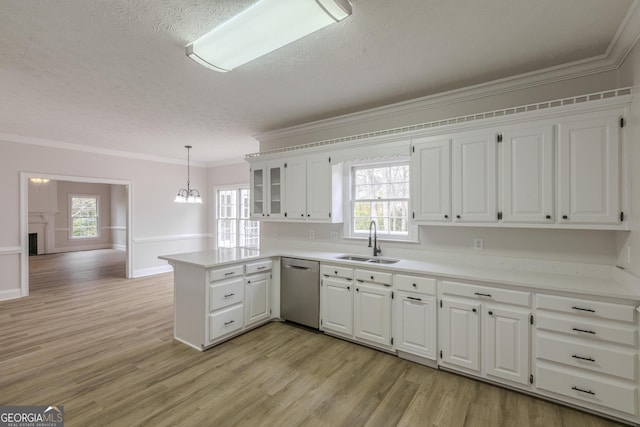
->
[0,249,624,426]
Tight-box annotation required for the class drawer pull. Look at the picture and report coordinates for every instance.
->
[223,293,235,298]
[224,272,235,276]
[412,283,417,288]
[474,292,492,297]
[224,320,235,326]
[571,386,595,395]
[407,296,422,302]
[571,306,595,313]
[257,266,267,270]
[572,327,596,335]
[571,355,595,362]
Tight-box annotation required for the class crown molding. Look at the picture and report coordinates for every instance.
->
[0,132,208,168]
[255,0,640,144]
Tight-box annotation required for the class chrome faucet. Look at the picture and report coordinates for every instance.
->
[368,220,382,257]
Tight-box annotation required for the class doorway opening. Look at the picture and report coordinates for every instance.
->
[20,173,134,297]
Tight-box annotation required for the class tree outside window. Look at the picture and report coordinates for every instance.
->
[71,195,99,238]
[351,162,411,239]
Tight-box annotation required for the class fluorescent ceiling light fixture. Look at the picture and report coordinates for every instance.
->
[30,178,50,184]
[186,0,352,72]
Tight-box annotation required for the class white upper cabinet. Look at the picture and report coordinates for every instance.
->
[250,154,342,223]
[501,125,554,224]
[284,158,307,220]
[250,161,285,219]
[411,137,451,222]
[307,154,343,222]
[452,131,498,223]
[557,114,621,225]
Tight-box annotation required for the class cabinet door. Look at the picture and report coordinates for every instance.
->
[557,115,620,224]
[306,155,332,221]
[485,305,530,385]
[354,283,392,347]
[245,275,270,327]
[502,125,554,223]
[321,277,353,336]
[250,163,266,218]
[284,158,307,220]
[394,293,437,359]
[268,163,285,219]
[440,298,480,372]
[411,137,451,222]
[452,132,498,223]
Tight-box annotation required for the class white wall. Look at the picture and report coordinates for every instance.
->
[616,41,640,276]
[258,70,629,269]
[53,181,112,252]
[0,138,208,298]
[110,184,127,251]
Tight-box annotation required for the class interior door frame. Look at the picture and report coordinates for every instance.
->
[19,172,134,297]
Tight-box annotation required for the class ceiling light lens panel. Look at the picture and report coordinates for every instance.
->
[187,0,348,72]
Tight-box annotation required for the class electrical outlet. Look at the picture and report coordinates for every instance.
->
[330,231,339,240]
[626,246,632,264]
[473,238,484,251]
[309,230,315,240]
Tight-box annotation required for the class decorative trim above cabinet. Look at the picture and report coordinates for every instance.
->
[246,88,631,161]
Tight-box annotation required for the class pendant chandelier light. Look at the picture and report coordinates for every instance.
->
[174,145,202,204]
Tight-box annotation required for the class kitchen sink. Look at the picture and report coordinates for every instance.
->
[367,258,400,264]
[335,255,371,262]
[334,255,400,264]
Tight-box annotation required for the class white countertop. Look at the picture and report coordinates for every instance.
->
[159,249,640,302]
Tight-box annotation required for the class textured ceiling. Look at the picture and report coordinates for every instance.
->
[0,0,636,165]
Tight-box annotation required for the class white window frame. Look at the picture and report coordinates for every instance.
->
[69,194,100,239]
[215,184,260,249]
[343,158,418,243]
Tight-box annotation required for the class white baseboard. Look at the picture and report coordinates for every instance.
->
[133,265,173,278]
[112,244,127,251]
[0,288,23,301]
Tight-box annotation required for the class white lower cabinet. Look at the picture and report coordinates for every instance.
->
[394,292,437,360]
[172,258,274,351]
[320,265,392,350]
[438,281,532,389]
[244,272,270,327]
[534,293,639,421]
[354,282,392,348]
[484,305,530,385]
[440,297,481,372]
[321,275,354,336]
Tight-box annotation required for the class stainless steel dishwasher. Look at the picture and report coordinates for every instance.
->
[281,257,320,329]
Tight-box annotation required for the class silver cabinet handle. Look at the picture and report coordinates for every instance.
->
[571,306,595,313]
[571,386,595,395]
[572,327,596,334]
[224,320,235,326]
[224,293,235,298]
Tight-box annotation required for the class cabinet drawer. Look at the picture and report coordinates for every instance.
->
[536,363,638,416]
[536,333,636,380]
[440,281,531,307]
[536,294,635,323]
[209,278,244,312]
[395,274,436,295]
[321,265,354,280]
[355,269,393,286]
[536,312,637,346]
[246,259,272,275]
[209,304,243,341]
[209,265,244,282]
